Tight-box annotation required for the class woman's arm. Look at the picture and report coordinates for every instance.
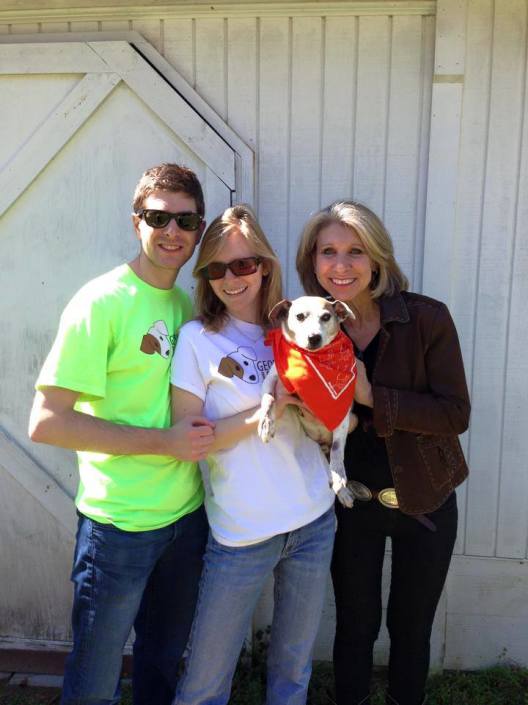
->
[171,385,303,454]
[171,386,259,453]
[371,303,470,437]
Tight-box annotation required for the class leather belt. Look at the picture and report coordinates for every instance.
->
[347,480,437,532]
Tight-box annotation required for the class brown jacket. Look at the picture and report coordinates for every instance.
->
[370,291,470,515]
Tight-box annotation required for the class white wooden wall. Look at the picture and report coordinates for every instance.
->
[0,3,435,297]
[423,0,528,669]
[0,0,527,670]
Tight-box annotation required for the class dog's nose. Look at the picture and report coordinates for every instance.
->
[308,333,322,348]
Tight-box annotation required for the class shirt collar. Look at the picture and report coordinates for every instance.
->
[379,290,410,325]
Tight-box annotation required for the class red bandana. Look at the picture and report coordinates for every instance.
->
[265,328,356,431]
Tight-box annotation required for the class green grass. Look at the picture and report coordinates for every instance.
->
[1,663,526,704]
[304,662,528,705]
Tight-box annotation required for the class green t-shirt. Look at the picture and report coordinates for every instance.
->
[37,264,204,531]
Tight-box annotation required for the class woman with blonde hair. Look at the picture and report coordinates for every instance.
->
[170,205,336,705]
[297,201,470,705]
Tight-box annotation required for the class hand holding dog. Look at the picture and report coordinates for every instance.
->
[353,359,373,408]
[166,416,216,462]
[273,379,306,419]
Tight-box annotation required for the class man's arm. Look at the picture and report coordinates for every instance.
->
[29,386,215,462]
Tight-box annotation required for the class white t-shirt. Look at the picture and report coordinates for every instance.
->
[171,316,335,546]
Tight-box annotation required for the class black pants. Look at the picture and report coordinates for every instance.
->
[331,492,457,705]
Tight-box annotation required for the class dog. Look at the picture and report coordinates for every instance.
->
[257,296,358,507]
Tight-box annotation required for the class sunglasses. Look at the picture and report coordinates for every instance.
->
[136,209,203,231]
[201,257,263,281]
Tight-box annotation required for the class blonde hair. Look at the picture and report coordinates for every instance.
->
[296,201,408,300]
[193,205,283,332]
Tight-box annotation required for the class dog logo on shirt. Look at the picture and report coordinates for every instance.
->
[140,320,172,359]
[218,346,260,384]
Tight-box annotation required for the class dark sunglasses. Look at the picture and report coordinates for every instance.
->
[201,257,263,281]
[136,209,203,231]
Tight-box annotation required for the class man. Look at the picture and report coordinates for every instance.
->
[29,164,215,705]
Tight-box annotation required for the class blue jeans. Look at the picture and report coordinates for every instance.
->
[173,507,335,705]
[61,505,208,705]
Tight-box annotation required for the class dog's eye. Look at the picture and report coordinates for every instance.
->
[296,313,306,321]
[320,313,332,322]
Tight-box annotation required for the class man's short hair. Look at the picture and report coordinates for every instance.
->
[132,163,205,216]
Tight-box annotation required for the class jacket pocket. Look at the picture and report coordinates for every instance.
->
[416,435,465,492]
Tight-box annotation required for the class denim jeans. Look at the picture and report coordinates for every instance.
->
[331,493,457,705]
[61,505,208,705]
[173,506,336,705]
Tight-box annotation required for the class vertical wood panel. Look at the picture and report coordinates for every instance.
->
[422,0,467,307]
[226,18,258,152]
[496,3,528,559]
[100,20,130,32]
[195,18,227,120]
[435,0,467,74]
[384,14,424,287]
[288,16,323,294]
[163,19,194,86]
[257,17,290,280]
[413,13,435,293]
[465,0,527,557]
[353,15,391,215]
[39,23,69,33]
[450,0,493,555]
[9,23,39,33]
[69,21,99,32]
[320,16,357,205]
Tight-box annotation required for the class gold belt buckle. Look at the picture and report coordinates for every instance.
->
[347,481,399,509]
[377,488,399,509]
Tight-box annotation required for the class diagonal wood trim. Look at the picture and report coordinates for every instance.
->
[0,428,76,536]
[0,71,120,217]
[129,37,252,200]
[90,41,236,188]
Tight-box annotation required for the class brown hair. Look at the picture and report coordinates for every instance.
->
[193,205,283,332]
[296,200,408,299]
[132,163,205,216]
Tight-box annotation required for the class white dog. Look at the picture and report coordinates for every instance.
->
[258,296,358,507]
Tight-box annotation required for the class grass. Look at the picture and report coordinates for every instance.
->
[1,662,526,704]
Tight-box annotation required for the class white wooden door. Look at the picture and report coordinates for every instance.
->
[0,39,249,644]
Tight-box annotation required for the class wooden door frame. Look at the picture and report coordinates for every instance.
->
[0,34,254,536]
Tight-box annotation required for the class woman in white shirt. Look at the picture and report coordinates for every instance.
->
[170,205,335,705]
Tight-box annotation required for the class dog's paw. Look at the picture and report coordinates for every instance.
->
[258,413,275,443]
[336,486,355,508]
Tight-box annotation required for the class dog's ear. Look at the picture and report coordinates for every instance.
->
[140,334,160,354]
[219,356,242,378]
[268,299,292,326]
[332,300,356,322]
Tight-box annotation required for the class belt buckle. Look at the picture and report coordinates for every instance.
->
[347,481,399,509]
[347,480,372,502]
[378,488,399,509]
